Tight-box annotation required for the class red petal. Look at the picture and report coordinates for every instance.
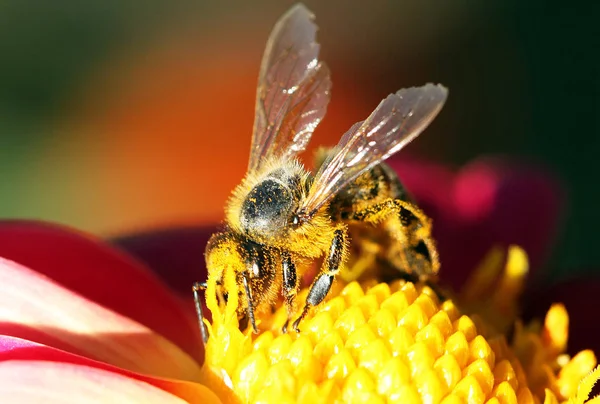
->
[113,226,215,299]
[522,277,600,357]
[0,335,220,403]
[0,220,204,363]
[0,257,201,380]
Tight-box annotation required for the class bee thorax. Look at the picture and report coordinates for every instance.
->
[240,179,295,239]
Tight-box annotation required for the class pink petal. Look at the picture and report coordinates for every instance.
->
[0,335,219,403]
[0,220,203,362]
[390,156,563,290]
[0,258,201,380]
[453,158,563,270]
[388,155,456,218]
[0,362,186,403]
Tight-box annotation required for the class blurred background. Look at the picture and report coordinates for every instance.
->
[0,1,598,281]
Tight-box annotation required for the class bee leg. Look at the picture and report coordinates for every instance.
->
[292,227,347,332]
[192,281,209,344]
[241,271,259,334]
[351,199,440,277]
[281,251,298,333]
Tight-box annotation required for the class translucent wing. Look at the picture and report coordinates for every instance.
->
[248,4,331,172]
[298,83,448,217]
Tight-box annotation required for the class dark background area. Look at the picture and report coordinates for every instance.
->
[0,1,598,282]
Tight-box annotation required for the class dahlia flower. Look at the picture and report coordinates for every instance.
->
[0,157,596,403]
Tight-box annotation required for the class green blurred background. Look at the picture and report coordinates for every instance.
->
[0,1,598,281]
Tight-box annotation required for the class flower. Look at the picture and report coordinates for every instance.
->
[115,156,600,402]
[199,245,599,403]
[0,158,596,403]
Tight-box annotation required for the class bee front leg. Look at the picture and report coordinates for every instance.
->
[281,251,298,333]
[241,271,259,334]
[192,281,209,344]
[292,226,347,332]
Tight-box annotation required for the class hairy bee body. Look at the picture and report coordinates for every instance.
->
[226,158,333,257]
[205,152,439,330]
[195,4,447,340]
[324,155,439,283]
[208,158,336,323]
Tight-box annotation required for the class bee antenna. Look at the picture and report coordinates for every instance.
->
[192,281,209,344]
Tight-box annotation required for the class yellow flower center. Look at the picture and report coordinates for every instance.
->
[199,247,599,404]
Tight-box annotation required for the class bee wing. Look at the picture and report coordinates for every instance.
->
[248,4,331,173]
[299,84,448,216]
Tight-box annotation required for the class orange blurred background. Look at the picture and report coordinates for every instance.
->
[1,1,598,277]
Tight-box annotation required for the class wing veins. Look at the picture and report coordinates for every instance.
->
[247,4,330,173]
[257,47,297,162]
[298,84,448,217]
[267,51,305,143]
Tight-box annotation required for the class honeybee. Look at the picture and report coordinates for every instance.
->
[194,3,448,342]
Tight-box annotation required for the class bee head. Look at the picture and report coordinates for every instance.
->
[239,179,295,240]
